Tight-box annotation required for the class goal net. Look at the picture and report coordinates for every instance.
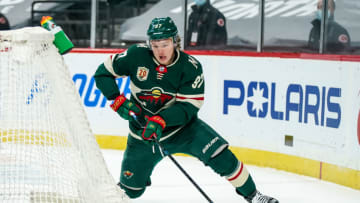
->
[0,27,129,203]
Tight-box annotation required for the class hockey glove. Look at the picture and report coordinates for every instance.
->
[141,115,166,141]
[110,94,141,121]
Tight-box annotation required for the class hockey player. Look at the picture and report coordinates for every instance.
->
[94,17,279,203]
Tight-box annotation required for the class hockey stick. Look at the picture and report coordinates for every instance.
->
[130,113,214,203]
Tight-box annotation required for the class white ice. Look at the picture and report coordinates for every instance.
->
[102,149,360,203]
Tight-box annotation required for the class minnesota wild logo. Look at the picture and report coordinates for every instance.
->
[123,170,133,179]
[136,87,174,114]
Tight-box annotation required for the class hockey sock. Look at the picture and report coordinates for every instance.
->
[206,148,256,197]
[223,155,256,197]
[235,175,256,197]
[206,148,256,196]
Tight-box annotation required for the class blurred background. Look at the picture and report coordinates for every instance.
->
[1,0,359,54]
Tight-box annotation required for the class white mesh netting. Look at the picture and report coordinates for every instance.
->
[0,27,129,203]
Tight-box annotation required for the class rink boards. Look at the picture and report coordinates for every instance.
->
[64,49,360,190]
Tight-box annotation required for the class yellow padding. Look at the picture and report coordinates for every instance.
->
[94,135,360,190]
[0,129,69,146]
[228,146,360,190]
[322,162,360,189]
[229,147,321,179]
[95,134,128,150]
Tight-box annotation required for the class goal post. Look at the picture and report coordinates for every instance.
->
[0,27,129,203]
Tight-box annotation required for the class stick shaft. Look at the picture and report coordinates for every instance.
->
[153,139,214,203]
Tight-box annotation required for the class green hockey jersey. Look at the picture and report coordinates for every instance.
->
[94,44,205,141]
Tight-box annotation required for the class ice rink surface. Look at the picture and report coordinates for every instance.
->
[102,149,360,203]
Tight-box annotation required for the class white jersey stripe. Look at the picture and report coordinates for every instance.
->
[176,97,204,109]
[176,93,204,109]
[176,93,204,98]
[104,55,123,78]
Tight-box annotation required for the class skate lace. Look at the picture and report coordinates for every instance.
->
[254,192,272,203]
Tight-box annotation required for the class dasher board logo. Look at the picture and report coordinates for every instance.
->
[136,66,149,81]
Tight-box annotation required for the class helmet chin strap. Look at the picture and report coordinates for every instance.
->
[172,35,177,43]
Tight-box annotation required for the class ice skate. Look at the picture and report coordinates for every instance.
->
[245,190,279,203]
